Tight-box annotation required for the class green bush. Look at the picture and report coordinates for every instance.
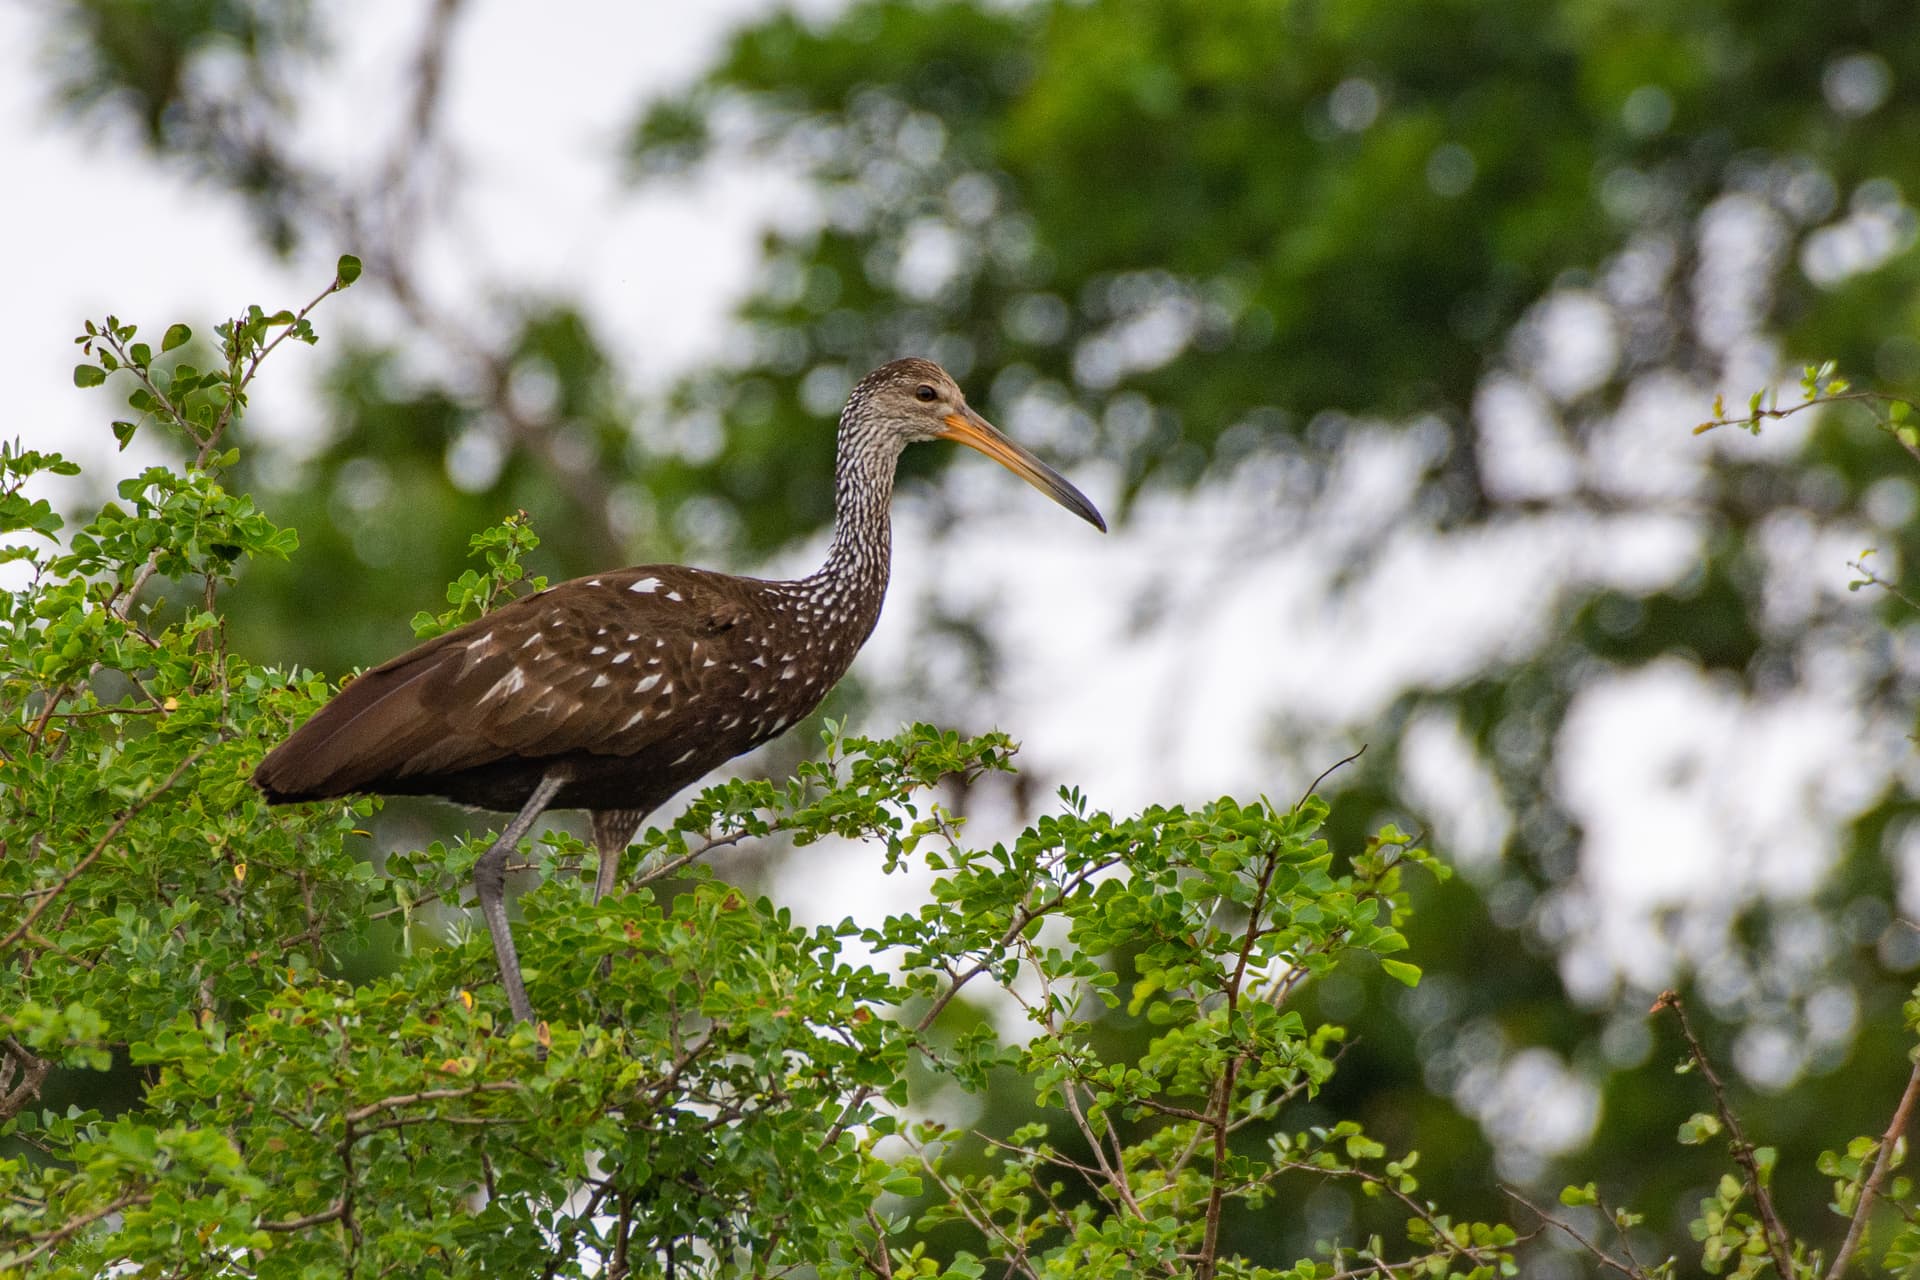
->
[4,274,1919,1279]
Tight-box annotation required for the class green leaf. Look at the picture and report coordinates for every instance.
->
[162,323,192,353]
[1679,1112,1723,1145]
[73,363,107,387]
[1560,1183,1598,1207]
[881,1172,923,1197]
[1380,958,1421,987]
[336,253,363,287]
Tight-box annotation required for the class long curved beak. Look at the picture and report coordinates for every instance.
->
[940,406,1107,532]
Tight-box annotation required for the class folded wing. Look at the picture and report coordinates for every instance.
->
[253,568,724,801]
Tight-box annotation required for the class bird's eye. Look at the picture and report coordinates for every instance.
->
[915,385,937,402]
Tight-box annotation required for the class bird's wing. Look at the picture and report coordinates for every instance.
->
[253,566,755,800]
[432,567,759,761]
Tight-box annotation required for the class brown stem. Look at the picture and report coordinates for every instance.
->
[1653,990,1797,1279]
[1693,389,1914,436]
[0,1038,50,1121]
[0,751,202,953]
[1846,558,1920,615]
[258,1200,348,1231]
[1825,1057,1920,1280]
[343,1080,523,1125]
[1502,1185,1650,1280]
[0,1190,154,1269]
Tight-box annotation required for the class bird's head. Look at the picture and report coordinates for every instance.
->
[850,357,1107,532]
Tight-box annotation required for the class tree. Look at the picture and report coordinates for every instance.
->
[10,271,1920,1280]
[0,276,1470,1275]
[20,0,1920,1269]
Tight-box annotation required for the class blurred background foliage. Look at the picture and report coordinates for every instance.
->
[30,0,1920,1268]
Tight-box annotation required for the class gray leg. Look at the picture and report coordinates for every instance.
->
[589,810,649,989]
[474,772,568,1025]
[590,809,648,903]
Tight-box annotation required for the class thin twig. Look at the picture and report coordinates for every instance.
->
[1502,1185,1649,1280]
[0,1038,50,1122]
[1299,744,1367,811]
[1825,1057,1920,1280]
[1693,390,1910,437]
[0,1190,153,1270]
[343,1080,523,1125]
[1847,558,1920,616]
[258,1200,348,1232]
[0,751,202,952]
[1653,990,1796,1280]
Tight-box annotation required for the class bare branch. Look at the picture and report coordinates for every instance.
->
[1299,744,1367,811]
[343,1080,523,1126]
[258,1200,348,1232]
[1503,1185,1652,1280]
[0,1038,50,1122]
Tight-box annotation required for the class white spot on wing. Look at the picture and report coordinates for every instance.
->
[635,673,662,693]
[482,667,526,702]
[612,652,631,664]
[590,674,610,689]
[630,577,662,594]
[666,590,684,602]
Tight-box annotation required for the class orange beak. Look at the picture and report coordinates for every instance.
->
[939,406,1107,532]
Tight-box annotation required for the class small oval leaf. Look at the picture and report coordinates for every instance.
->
[73,364,107,388]
[161,323,192,352]
[336,254,363,287]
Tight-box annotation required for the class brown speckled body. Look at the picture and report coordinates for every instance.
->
[255,561,881,816]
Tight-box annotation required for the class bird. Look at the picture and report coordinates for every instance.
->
[253,358,1105,1027]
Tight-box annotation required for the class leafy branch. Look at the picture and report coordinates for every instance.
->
[1653,989,1798,1279]
[1694,362,1920,464]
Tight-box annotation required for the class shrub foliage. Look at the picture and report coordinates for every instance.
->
[4,277,1920,1279]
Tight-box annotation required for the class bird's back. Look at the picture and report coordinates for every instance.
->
[253,563,874,814]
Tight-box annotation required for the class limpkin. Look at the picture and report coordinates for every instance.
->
[253,358,1105,1025]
